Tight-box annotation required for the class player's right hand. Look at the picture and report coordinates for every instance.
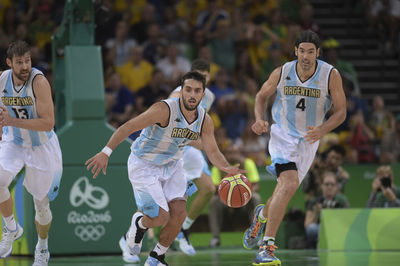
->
[251,120,269,135]
[85,152,109,179]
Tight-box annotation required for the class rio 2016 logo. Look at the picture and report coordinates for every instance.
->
[69,176,111,242]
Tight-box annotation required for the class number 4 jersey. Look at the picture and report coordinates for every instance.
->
[0,68,54,147]
[272,59,333,139]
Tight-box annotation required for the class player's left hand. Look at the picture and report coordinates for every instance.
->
[305,126,324,144]
[220,163,247,176]
[85,152,109,179]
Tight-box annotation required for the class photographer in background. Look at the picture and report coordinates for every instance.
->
[304,171,349,248]
[366,165,400,208]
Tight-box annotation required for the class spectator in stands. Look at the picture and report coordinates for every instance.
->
[368,95,395,143]
[366,165,400,207]
[298,4,323,38]
[348,111,376,163]
[28,4,56,51]
[209,19,237,72]
[156,42,191,90]
[161,5,190,45]
[208,145,262,247]
[185,28,208,61]
[198,45,220,82]
[130,3,157,44]
[195,0,229,37]
[105,20,137,67]
[105,72,134,127]
[323,145,350,192]
[116,45,154,93]
[95,0,123,46]
[259,42,285,84]
[142,23,167,65]
[209,68,235,103]
[304,171,350,248]
[232,49,258,91]
[380,114,400,163]
[135,69,169,114]
[323,38,359,93]
[235,119,268,167]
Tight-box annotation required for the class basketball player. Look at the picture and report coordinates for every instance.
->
[169,59,215,256]
[242,30,346,265]
[86,71,244,266]
[0,41,63,266]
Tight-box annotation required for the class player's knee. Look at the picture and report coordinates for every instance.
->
[34,197,52,225]
[0,165,14,188]
[0,186,10,203]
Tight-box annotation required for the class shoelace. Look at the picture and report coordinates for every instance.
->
[261,244,278,257]
[250,221,262,238]
[34,249,48,264]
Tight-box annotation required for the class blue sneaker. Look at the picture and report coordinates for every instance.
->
[253,244,281,266]
[144,251,169,266]
[243,204,267,249]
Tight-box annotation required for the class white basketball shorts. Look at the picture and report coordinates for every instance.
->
[267,124,319,183]
[128,153,186,218]
[0,135,63,201]
[182,146,211,181]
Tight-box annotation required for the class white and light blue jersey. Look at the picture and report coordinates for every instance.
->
[0,68,54,148]
[131,98,206,165]
[173,86,215,112]
[272,59,333,138]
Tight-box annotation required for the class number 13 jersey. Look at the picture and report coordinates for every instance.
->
[0,68,54,148]
[272,59,333,139]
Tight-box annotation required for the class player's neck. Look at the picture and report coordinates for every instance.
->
[296,62,317,81]
[12,73,25,87]
[179,100,198,123]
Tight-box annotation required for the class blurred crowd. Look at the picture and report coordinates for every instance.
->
[1,0,399,168]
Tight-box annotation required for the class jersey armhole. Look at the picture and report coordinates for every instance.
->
[327,67,334,95]
[199,111,206,136]
[157,100,171,128]
[31,73,44,98]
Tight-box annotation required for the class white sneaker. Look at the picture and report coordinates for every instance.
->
[32,248,50,266]
[175,229,195,256]
[126,212,148,255]
[119,235,140,263]
[0,224,24,258]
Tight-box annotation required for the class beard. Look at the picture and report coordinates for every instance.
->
[182,97,200,111]
[14,70,30,82]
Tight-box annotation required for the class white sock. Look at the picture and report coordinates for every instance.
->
[182,217,194,230]
[137,216,147,230]
[36,236,48,250]
[263,236,275,245]
[153,242,168,256]
[258,208,266,221]
[3,214,17,231]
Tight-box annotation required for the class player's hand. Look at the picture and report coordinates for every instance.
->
[0,106,12,126]
[220,163,247,176]
[305,126,324,144]
[85,152,109,179]
[251,120,269,135]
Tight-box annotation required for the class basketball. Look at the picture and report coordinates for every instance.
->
[218,174,252,208]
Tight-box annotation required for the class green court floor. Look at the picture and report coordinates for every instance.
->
[3,248,400,266]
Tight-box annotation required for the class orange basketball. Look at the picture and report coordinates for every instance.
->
[218,174,252,208]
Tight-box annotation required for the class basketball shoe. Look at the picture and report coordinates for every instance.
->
[119,235,140,263]
[175,229,196,255]
[0,224,24,258]
[253,243,281,266]
[144,251,169,266]
[126,212,148,255]
[243,204,267,249]
[33,248,50,266]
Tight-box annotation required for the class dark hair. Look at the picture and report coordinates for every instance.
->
[191,59,210,73]
[326,144,346,158]
[181,71,206,91]
[7,41,30,60]
[295,30,321,49]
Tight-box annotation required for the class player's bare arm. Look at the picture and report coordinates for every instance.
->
[252,66,281,135]
[85,101,170,178]
[305,69,346,144]
[0,75,55,131]
[201,114,245,176]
